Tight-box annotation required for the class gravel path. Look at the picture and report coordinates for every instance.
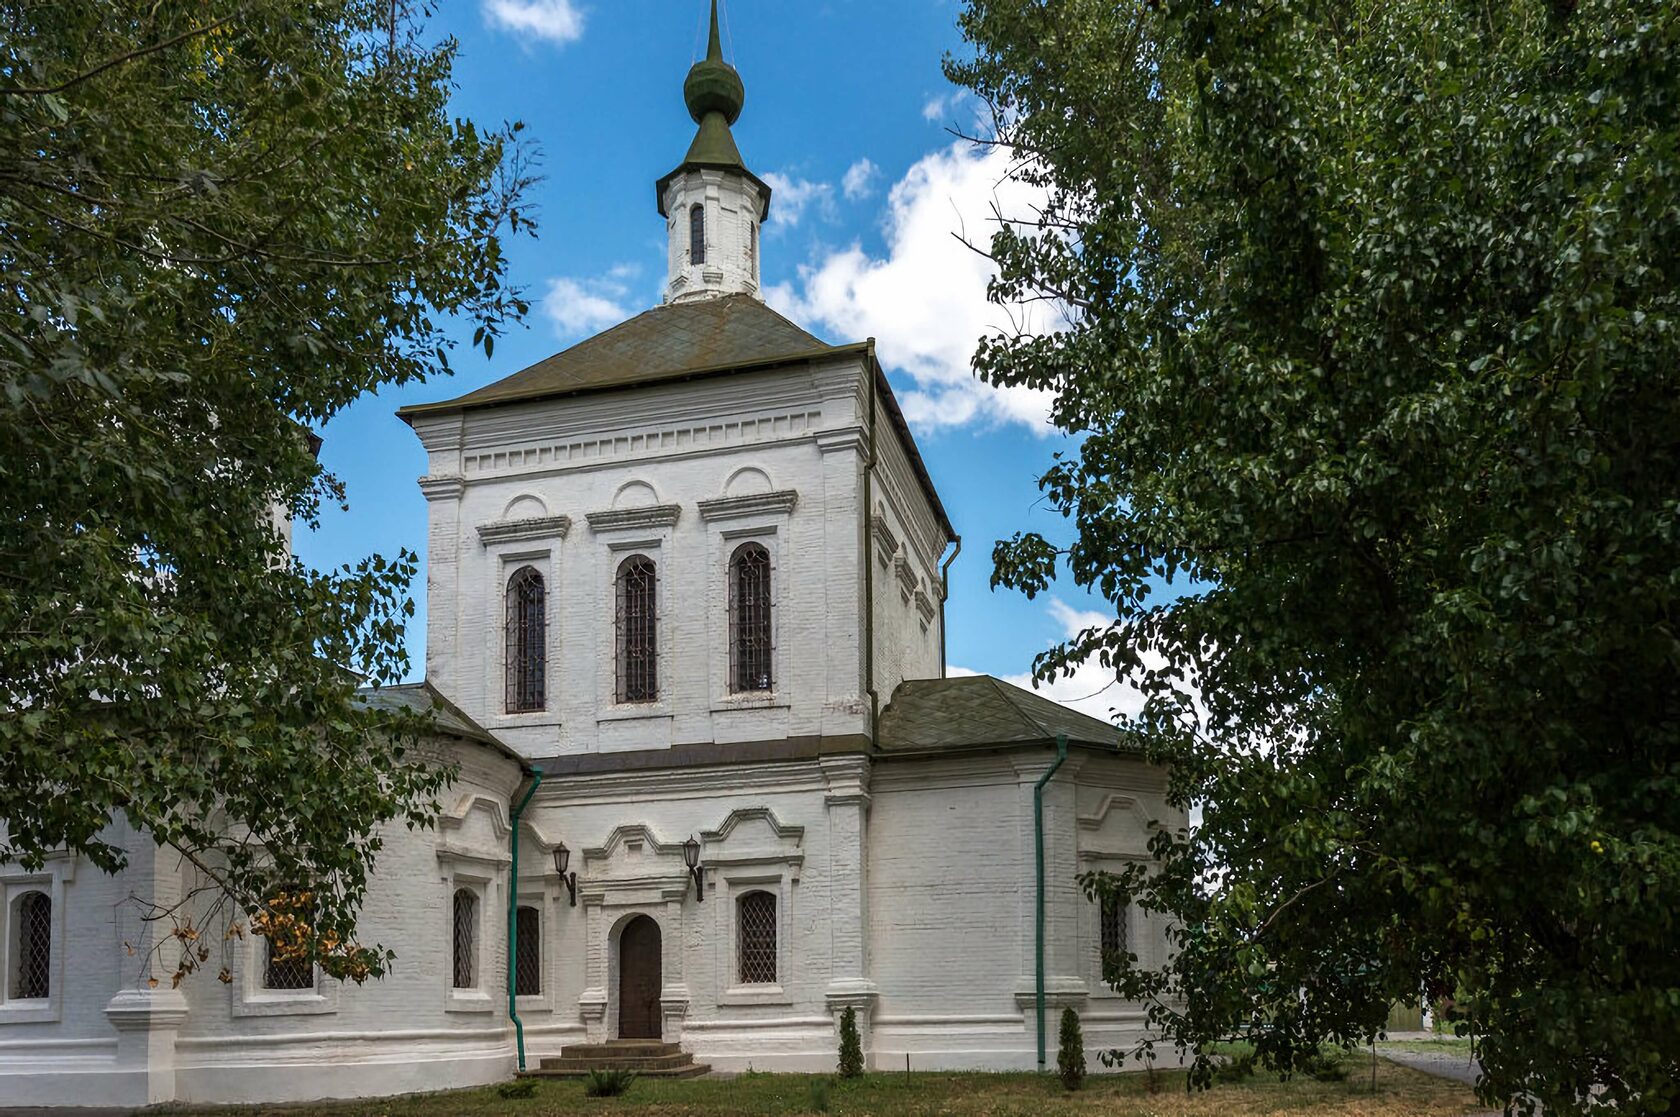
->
[1378,1044,1483,1086]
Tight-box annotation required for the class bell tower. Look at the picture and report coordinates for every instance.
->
[657,1,772,304]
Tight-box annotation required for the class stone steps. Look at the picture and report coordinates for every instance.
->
[521,1040,710,1079]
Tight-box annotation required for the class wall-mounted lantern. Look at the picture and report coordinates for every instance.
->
[553,842,578,907]
[682,835,704,902]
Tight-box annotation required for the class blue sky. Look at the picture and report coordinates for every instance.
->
[298,0,1136,718]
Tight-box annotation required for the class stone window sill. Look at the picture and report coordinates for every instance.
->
[0,999,57,1025]
[721,984,791,1007]
[597,703,671,725]
[711,694,789,713]
[234,990,336,1018]
[447,989,497,1014]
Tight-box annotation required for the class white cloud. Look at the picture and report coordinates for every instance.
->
[954,599,1162,725]
[762,172,835,229]
[921,90,981,128]
[540,270,633,339]
[482,0,585,45]
[841,158,880,201]
[765,140,1063,433]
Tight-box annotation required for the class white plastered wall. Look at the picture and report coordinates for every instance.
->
[412,355,883,761]
[0,737,527,1108]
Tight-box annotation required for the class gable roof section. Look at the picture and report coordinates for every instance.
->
[397,295,829,416]
[876,674,1137,756]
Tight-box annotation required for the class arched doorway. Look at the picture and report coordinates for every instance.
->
[617,915,662,1039]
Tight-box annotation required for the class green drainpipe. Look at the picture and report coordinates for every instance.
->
[1034,733,1068,1070]
[508,768,544,1073]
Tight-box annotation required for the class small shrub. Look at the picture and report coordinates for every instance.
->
[1301,1049,1350,1082]
[838,1005,864,1078]
[496,1078,539,1100]
[1057,1006,1086,1090]
[583,1068,637,1097]
[1213,1044,1257,1082]
[808,1076,833,1112]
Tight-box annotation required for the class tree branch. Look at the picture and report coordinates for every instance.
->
[3,14,241,97]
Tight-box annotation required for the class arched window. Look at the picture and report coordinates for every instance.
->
[264,936,313,991]
[9,891,50,1000]
[729,543,773,692]
[737,890,777,985]
[689,204,706,265]
[514,906,541,996]
[1099,893,1128,962]
[616,555,658,703]
[505,566,546,713]
[748,220,758,276]
[451,888,477,989]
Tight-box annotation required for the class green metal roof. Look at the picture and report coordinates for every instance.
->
[356,681,533,771]
[398,295,830,417]
[876,674,1137,756]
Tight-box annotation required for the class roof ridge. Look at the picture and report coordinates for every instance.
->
[739,293,830,349]
[982,673,1051,739]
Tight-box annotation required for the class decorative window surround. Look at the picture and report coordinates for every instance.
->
[231,933,337,1018]
[871,513,899,566]
[1080,852,1149,998]
[477,515,572,547]
[914,587,936,625]
[586,505,682,534]
[893,553,920,602]
[697,489,798,522]
[0,855,72,1024]
[485,549,558,729]
[441,874,495,1015]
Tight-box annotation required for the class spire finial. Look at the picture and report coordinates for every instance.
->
[706,0,723,62]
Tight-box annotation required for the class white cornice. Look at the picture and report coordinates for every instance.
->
[814,427,867,456]
[533,759,829,804]
[417,475,464,502]
[585,505,682,534]
[697,489,799,522]
[476,515,572,547]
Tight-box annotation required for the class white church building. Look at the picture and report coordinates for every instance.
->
[0,8,1183,1107]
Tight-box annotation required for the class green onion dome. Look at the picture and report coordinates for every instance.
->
[684,0,744,125]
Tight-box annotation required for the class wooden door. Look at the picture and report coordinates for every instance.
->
[617,915,662,1039]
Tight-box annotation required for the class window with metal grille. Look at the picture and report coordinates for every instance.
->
[616,555,658,703]
[505,567,546,713]
[10,891,50,1000]
[689,204,706,264]
[515,906,541,996]
[736,890,777,985]
[264,935,313,991]
[452,889,477,989]
[729,543,773,692]
[1099,894,1128,962]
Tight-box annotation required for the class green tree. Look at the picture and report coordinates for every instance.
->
[838,1005,864,1078]
[1057,1006,1085,1091]
[948,1,1679,1113]
[0,1,534,982]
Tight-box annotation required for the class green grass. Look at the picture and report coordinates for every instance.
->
[1377,1037,1477,1057]
[155,1056,1482,1117]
